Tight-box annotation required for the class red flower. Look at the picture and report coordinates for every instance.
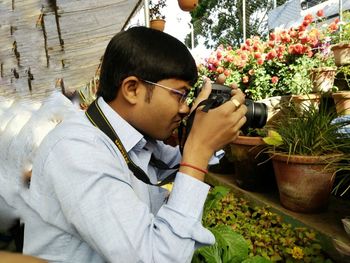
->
[254,52,262,59]
[329,22,338,32]
[257,58,264,65]
[316,9,324,17]
[224,69,231,76]
[271,76,279,84]
[266,49,277,60]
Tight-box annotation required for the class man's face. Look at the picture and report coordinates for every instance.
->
[137,78,191,140]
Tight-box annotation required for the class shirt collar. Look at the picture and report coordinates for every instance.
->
[97,97,145,153]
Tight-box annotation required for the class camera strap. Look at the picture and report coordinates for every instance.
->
[85,100,178,186]
[178,98,216,152]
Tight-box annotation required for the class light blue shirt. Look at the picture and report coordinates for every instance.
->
[23,97,215,263]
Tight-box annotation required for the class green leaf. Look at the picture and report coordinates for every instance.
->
[193,242,222,263]
[242,255,272,263]
[262,130,283,146]
[211,225,249,263]
[203,186,230,221]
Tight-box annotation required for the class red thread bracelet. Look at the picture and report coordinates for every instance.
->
[180,162,208,174]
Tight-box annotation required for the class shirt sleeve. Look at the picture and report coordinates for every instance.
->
[46,134,214,263]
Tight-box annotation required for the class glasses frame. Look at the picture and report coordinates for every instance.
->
[141,79,190,104]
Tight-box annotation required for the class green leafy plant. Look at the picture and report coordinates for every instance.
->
[149,0,166,20]
[195,186,334,262]
[336,65,350,90]
[262,101,350,156]
[331,11,350,44]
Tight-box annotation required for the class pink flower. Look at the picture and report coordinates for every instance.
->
[316,9,324,17]
[271,76,279,84]
[216,66,224,74]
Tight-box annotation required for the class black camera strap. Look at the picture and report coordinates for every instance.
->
[178,98,215,153]
[85,100,177,186]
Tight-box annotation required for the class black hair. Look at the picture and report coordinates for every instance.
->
[97,26,198,102]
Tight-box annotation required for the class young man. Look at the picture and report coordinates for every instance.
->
[23,26,247,262]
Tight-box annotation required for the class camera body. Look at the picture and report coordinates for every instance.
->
[209,83,268,130]
[179,83,268,151]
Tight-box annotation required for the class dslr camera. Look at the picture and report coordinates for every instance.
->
[182,83,268,141]
[208,83,268,130]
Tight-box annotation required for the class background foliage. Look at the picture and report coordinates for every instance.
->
[187,0,288,49]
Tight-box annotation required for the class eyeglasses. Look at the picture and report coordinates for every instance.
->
[141,79,190,104]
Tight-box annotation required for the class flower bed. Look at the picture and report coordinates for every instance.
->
[193,186,334,262]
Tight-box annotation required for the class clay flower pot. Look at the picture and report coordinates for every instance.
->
[332,91,350,115]
[271,153,340,213]
[310,67,337,93]
[150,19,166,31]
[331,43,350,66]
[229,136,276,192]
[290,93,321,114]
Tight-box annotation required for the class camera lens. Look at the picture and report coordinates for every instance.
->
[243,99,268,129]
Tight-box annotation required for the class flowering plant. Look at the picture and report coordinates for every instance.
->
[331,10,350,44]
[149,0,166,20]
[197,11,339,100]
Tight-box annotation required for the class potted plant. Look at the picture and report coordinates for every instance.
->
[309,51,337,94]
[227,128,277,193]
[149,0,167,31]
[331,11,350,66]
[332,65,350,115]
[263,101,350,213]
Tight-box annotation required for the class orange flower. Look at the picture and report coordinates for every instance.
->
[316,9,324,17]
[271,76,279,84]
[254,52,262,59]
[329,22,339,32]
[257,57,264,65]
[216,66,224,74]
[242,76,249,83]
[224,69,231,76]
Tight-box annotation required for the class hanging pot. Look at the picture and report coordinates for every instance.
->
[178,0,198,11]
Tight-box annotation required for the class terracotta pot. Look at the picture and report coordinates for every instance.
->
[332,91,350,115]
[310,67,337,93]
[271,153,340,213]
[150,19,166,31]
[229,136,276,192]
[178,0,198,11]
[290,93,321,113]
[331,43,350,66]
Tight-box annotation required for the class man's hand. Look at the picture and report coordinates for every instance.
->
[179,79,247,181]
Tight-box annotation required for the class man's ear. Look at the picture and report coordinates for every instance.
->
[120,76,142,104]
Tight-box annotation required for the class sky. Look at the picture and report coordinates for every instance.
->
[162,1,211,61]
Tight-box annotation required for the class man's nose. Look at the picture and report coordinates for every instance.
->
[179,103,190,115]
